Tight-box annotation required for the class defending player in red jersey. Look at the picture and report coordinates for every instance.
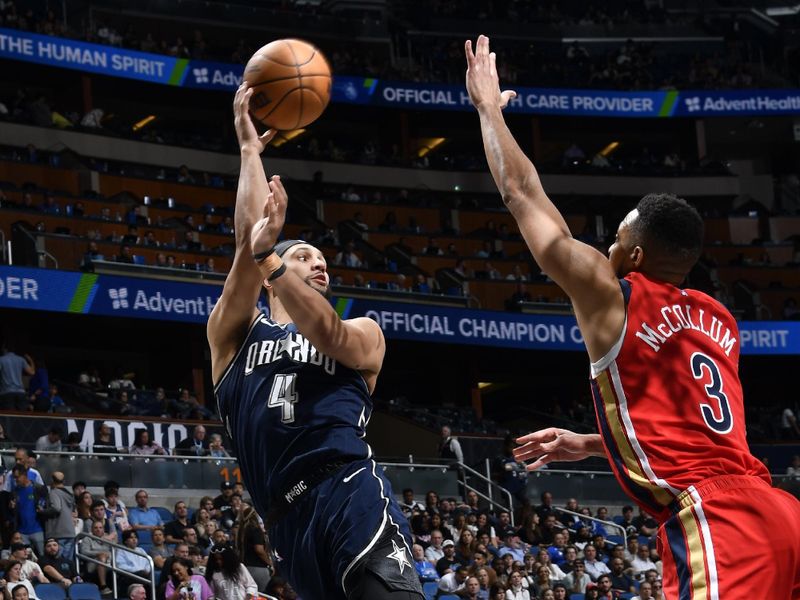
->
[464,35,800,600]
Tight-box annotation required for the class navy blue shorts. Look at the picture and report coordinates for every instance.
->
[268,458,424,599]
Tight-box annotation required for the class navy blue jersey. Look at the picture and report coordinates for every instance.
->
[214,312,372,517]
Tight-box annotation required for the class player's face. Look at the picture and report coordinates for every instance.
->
[608,209,639,278]
[283,244,329,295]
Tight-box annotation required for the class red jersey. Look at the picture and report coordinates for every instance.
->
[590,272,769,521]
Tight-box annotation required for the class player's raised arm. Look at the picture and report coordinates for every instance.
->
[465,36,624,359]
[513,427,606,471]
[248,179,385,387]
[207,84,277,383]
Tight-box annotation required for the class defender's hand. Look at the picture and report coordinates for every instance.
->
[513,427,596,470]
[465,35,517,111]
[251,175,288,255]
[233,84,276,153]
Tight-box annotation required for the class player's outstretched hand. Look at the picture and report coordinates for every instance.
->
[233,83,276,154]
[251,175,287,256]
[513,427,598,471]
[465,35,517,111]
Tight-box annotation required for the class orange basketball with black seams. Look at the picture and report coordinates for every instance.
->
[243,39,332,131]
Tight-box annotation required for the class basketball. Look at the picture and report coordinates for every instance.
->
[243,39,332,131]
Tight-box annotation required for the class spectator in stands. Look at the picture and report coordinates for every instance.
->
[630,544,657,580]
[632,581,653,600]
[193,508,217,548]
[116,244,135,264]
[439,565,469,595]
[781,404,800,439]
[10,466,47,557]
[47,385,67,413]
[563,560,591,595]
[83,500,117,544]
[174,425,209,456]
[165,501,192,545]
[552,583,568,600]
[91,423,117,454]
[75,491,92,525]
[787,455,800,477]
[128,489,163,535]
[39,538,78,588]
[423,237,444,256]
[129,429,167,456]
[34,427,62,452]
[10,542,47,583]
[608,557,635,594]
[127,584,146,600]
[27,357,49,412]
[425,529,445,563]
[0,346,34,410]
[148,527,172,570]
[436,539,458,576]
[235,505,272,592]
[411,543,438,582]
[505,569,530,599]
[204,543,257,600]
[45,472,75,559]
[117,530,152,588]
[537,549,566,581]
[334,241,363,268]
[583,544,610,581]
[439,425,464,463]
[535,492,556,520]
[0,561,38,600]
[399,488,425,519]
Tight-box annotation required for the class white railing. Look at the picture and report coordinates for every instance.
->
[74,532,156,599]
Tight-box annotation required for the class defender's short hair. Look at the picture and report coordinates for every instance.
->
[632,193,704,266]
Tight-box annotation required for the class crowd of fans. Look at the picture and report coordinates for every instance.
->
[0,0,789,91]
[0,436,671,600]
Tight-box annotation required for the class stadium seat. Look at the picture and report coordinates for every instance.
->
[68,583,103,599]
[153,506,173,522]
[137,530,152,546]
[422,581,438,600]
[438,596,460,600]
[570,595,584,600]
[607,534,624,546]
[34,584,67,600]
[619,594,637,600]
[612,516,625,525]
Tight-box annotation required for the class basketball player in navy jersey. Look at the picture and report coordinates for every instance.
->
[208,84,423,600]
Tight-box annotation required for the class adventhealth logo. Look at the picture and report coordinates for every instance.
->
[685,97,701,112]
[192,67,209,83]
[108,288,129,309]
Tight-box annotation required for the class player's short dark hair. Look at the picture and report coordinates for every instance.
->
[631,193,703,267]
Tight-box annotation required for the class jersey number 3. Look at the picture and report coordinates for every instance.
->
[690,352,733,434]
[268,373,298,423]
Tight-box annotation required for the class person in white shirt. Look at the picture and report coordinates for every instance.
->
[630,545,657,580]
[116,531,152,577]
[583,544,610,580]
[505,570,530,600]
[438,566,469,594]
[425,529,445,563]
[205,544,258,600]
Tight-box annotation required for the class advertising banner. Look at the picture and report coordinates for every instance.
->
[0,266,797,354]
[2,28,800,118]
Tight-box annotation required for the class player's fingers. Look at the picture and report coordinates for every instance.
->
[464,39,475,67]
[477,35,489,59]
[489,52,498,77]
[525,454,552,471]
[513,445,543,462]
[263,192,274,218]
[269,175,287,201]
[515,427,558,445]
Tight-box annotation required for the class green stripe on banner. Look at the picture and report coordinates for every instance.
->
[334,298,353,319]
[67,273,98,313]
[168,59,189,86]
[659,90,679,117]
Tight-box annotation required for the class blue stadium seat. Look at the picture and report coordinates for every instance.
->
[34,584,67,600]
[619,593,636,600]
[132,255,146,265]
[153,506,173,522]
[68,582,103,600]
[612,515,625,525]
[438,596,460,600]
[422,581,438,600]
[137,529,152,545]
[607,534,624,546]
[570,595,585,600]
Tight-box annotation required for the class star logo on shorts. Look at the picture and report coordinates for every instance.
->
[386,539,411,574]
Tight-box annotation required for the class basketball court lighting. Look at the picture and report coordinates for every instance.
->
[271,128,307,148]
[599,141,620,157]
[417,137,446,157]
[132,115,156,131]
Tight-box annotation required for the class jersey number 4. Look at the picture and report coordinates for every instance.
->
[690,352,733,434]
[268,373,298,423]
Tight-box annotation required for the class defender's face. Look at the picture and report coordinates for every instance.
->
[283,244,329,294]
[608,209,639,278]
